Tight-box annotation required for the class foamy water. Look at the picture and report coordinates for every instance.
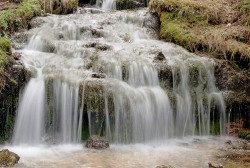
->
[1,137,231,168]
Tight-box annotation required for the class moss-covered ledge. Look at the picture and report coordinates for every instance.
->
[41,0,78,14]
[149,0,250,68]
[0,0,43,33]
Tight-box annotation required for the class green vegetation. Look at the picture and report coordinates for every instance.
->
[210,121,221,135]
[0,0,43,33]
[239,130,250,140]
[0,0,43,89]
[0,37,11,54]
[0,37,11,88]
[235,0,250,26]
[150,0,250,62]
[82,124,90,140]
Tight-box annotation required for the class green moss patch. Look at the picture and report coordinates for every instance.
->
[239,130,250,140]
[0,0,43,33]
[150,0,250,63]
[0,37,12,89]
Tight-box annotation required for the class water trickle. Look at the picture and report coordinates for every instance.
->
[12,8,226,145]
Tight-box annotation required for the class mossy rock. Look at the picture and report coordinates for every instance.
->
[41,0,78,14]
[85,135,109,149]
[0,149,20,167]
[0,37,11,54]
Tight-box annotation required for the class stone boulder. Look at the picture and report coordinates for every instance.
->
[85,135,109,149]
[0,149,20,167]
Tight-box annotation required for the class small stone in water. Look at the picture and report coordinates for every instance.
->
[85,135,109,149]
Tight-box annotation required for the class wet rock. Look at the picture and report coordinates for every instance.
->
[143,13,160,32]
[91,29,104,38]
[116,0,146,10]
[13,52,21,60]
[225,140,232,145]
[154,51,166,61]
[85,135,109,149]
[58,32,64,39]
[12,43,25,50]
[85,43,111,51]
[30,17,46,28]
[41,0,78,14]
[208,162,223,168]
[215,60,250,102]
[0,149,20,167]
[91,73,106,79]
[12,32,28,43]
[43,40,56,53]
[156,165,174,168]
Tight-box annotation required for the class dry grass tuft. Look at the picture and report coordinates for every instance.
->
[150,0,250,64]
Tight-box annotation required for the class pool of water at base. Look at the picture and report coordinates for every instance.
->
[1,136,234,168]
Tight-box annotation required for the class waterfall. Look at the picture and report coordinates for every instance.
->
[12,69,45,145]
[102,0,116,10]
[12,8,226,145]
[49,81,83,143]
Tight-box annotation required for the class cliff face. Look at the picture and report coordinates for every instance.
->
[149,0,250,131]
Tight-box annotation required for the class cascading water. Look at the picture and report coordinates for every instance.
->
[102,0,116,10]
[12,7,226,145]
[96,0,116,10]
[12,68,45,145]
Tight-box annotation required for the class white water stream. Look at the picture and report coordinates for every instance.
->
[12,7,226,144]
[0,6,229,168]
